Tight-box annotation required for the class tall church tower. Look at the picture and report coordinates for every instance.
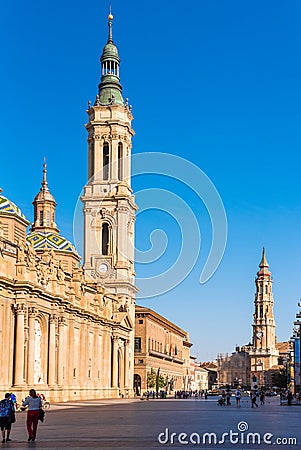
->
[250,248,279,382]
[81,12,137,303]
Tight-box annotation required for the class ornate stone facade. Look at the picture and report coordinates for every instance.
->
[0,13,135,402]
[217,350,251,387]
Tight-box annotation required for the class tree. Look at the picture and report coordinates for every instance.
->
[147,368,156,389]
[147,368,165,391]
[271,371,287,389]
[156,368,165,392]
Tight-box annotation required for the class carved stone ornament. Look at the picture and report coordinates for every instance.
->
[90,270,97,279]
[15,303,26,314]
[37,261,51,286]
[56,262,65,282]
[26,241,36,268]
[17,239,26,263]
[28,306,36,317]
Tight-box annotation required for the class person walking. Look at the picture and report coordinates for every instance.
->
[226,390,231,406]
[260,391,265,405]
[22,389,42,442]
[235,389,241,408]
[0,393,15,443]
[251,392,258,408]
[287,390,293,406]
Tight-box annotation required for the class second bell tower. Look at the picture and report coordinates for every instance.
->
[249,248,279,384]
[82,12,137,301]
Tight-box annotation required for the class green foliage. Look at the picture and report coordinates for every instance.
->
[156,368,165,391]
[271,371,287,388]
[147,368,165,391]
[147,368,156,389]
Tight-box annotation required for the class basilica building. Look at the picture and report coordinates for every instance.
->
[0,13,137,402]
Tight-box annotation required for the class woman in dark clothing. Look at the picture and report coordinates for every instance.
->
[22,389,42,442]
[251,392,258,408]
[0,393,15,443]
[260,391,265,405]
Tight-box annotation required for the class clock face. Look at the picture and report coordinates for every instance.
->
[98,263,108,274]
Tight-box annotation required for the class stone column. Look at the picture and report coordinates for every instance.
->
[68,316,75,384]
[57,317,65,386]
[48,314,57,386]
[117,207,126,262]
[27,307,36,385]
[111,139,118,181]
[112,336,119,388]
[94,138,102,182]
[124,339,130,389]
[102,326,111,389]
[14,304,25,385]
[124,144,131,185]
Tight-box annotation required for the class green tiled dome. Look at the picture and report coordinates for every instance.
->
[27,231,78,255]
[0,194,27,220]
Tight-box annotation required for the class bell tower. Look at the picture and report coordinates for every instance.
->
[250,248,279,381]
[81,12,137,302]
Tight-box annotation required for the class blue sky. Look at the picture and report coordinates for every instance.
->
[1,0,301,360]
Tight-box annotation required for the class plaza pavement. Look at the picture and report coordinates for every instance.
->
[4,395,300,450]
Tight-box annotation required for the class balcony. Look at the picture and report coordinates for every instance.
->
[148,349,184,364]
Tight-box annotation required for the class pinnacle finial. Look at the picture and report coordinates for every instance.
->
[259,247,269,268]
[107,7,113,43]
[43,157,47,181]
[41,157,49,192]
[108,5,113,20]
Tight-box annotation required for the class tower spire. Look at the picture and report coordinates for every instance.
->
[257,247,271,277]
[96,11,124,106]
[259,247,269,268]
[42,157,48,191]
[107,7,113,44]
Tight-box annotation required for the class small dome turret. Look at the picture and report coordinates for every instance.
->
[31,160,59,233]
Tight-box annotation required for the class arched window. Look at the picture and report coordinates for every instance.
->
[39,211,44,226]
[118,142,123,180]
[260,305,263,318]
[265,285,268,294]
[102,222,109,255]
[103,142,110,180]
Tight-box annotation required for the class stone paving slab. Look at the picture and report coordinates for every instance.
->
[3,396,300,449]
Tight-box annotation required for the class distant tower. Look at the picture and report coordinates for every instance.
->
[81,12,137,300]
[250,248,279,382]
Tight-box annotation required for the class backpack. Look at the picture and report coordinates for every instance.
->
[0,399,12,418]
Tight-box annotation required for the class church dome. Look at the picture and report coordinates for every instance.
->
[102,42,120,60]
[0,193,27,220]
[33,189,56,203]
[27,231,79,255]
